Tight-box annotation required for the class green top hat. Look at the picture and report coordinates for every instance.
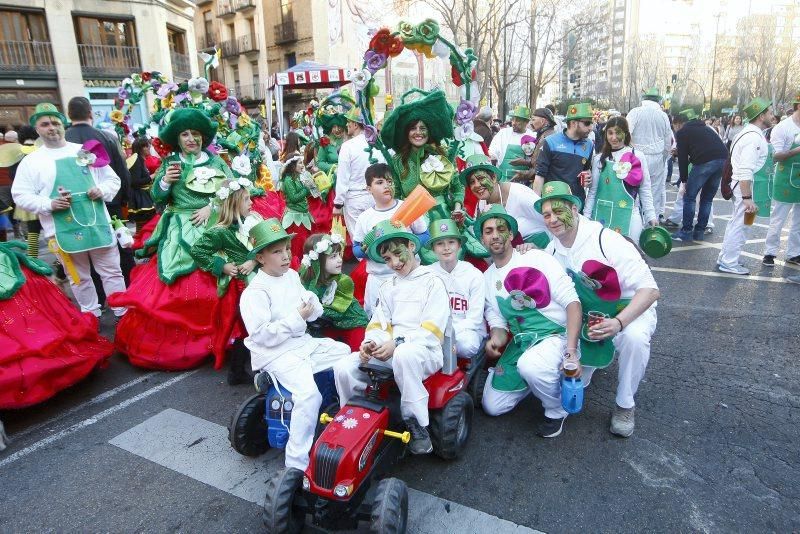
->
[318,112,348,134]
[427,218,466,247]
[679,108,698,121]
[639,225,672,259]
[742,97,771,123]
[29,103,68,127]
[534,180,583,213]
[248,218,295,259]
[473,204,518,239]
[365,219,421,263]
[380,89,454,151]
[565,103,594,121]
[509,105,531,121]
[344,107,366,125]
[158,108,218,149]
[642,87,662,102]
[459,153,501,183]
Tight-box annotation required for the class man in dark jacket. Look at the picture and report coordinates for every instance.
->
[671,109,729,241]
[513,107,558,185]
[472,106,494,146]
[66,96,135,287]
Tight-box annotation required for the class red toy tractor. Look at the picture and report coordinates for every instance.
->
[262,328,487,533]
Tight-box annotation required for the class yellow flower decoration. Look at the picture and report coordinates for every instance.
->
[544,185,555,194]
[391,220,403,228]
[109,110,125,123]
[237,114,251,127]
[270,224,281,232]
[162,94,174,109]
[618,200,628,208]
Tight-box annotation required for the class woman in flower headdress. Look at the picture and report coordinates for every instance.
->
[108,107,236,370]
[280,154,316,262]
[584,116,656,241]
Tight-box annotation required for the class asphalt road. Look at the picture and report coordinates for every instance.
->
[1,187,799,533]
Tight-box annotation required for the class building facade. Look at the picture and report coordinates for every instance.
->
[0,0,197,130]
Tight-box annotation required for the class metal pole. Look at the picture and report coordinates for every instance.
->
[709,12,721,112]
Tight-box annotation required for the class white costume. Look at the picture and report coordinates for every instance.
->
[585,146,657,242]
[429,261,486,358]
[764,116,800,259]
[475,182,550,243]
[335,132,383,234]
[240,269,350,471]
[481,250,579,418]
[352,199,426,315]
[488,127,535,163]
[718,124,768,269]
[12,142,126,317]
[627,100,672,218]
[546,217,658,410]
[334,265,449,427]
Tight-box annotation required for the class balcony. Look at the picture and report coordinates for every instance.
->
[197,33,216,51]
[0,41,56,76]
[221,34,259,58]
[170,50,191,80]
[77,44,140,78]
[274,20,298,45]
[236,0,256,11]
[217,1,236,17]
[221,38,238,58]
[234,83,265,101]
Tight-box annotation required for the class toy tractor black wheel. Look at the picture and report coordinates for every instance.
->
[429,392,473,460]
[468,367,488,408]
[369,477,408,534]
[262,467,305,534]
[228,393,269,457]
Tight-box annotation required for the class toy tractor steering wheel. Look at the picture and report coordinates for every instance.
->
[358,362,395,385]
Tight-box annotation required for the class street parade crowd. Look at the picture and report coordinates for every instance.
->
[0,20,799,530]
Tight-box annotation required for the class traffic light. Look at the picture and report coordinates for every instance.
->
[385,94,393,108]
[671,74,677,84]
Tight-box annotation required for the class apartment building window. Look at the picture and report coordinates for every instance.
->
[227,23,235,39]
[74,16,137,47]
[280,0,293,22]
[248,18,256,37]
[73,15,140,76]
[167,27,187,54]
[0,9,55,74]
[285,52,296,68]
[0,9,48,41]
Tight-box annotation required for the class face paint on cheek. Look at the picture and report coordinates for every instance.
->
[390,244,411,264]
[550,200,575,228]
[480,177,494,195]
[495,222,511,242]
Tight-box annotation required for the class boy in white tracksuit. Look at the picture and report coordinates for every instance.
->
[334,220,449,455]
[426,218,486,358]
[240,219,350,471]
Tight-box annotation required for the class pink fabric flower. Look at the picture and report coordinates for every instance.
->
[618,151,643,187]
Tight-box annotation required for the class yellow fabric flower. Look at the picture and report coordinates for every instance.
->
[109,110,125,123]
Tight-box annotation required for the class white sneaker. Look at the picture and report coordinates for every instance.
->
[610,405,635,437]
[717,263,749,275]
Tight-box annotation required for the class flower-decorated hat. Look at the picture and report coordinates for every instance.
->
[364,219,421,263]
[459,153,501,183]
[379,89,454,151]
[565,103,594,122]
[742,97,772,123]
[534,180,583,213]
[678,108,699,121]
[642,87,662,102]
[427,218,466,247]
[29,102,68,127]
[248,218,294,259]
[473,204,518,239]
[509,105,531,121]
[158,107,218,148]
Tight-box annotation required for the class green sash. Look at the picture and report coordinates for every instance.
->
[568,268,630,368]
[51,157,113,253]
[772,141,800,204]
[491,295,565,392]
[753,144,775,215]
[592,162,635,236]
[498,144,527,182]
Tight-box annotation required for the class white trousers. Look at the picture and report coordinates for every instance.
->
[343,191,375,238]
[260,338,351,471]
[67,244,127,317]
[364,272,392,317]
[667,190,715,228]
[718,188,749,267]
[644,153,667,218]
[454,328,484,359]
[764,201,800,258]
[334,342,443,427]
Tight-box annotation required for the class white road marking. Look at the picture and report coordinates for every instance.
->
[0,371,197,469]
[652,266,795,283]
[110,409,540,534]
[10,373,156,440]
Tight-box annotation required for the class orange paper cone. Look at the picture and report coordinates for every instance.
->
[390,185,436,226]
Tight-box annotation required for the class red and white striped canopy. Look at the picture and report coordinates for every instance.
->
[268,60,355,89]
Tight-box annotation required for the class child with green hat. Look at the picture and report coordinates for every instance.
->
[240,218,351,472]
[427,218,486,358]
[333,219,451,455]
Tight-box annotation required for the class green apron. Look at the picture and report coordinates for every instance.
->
[491,295,565,392]
[772,141,800,204]
[50,157,113,253]
[591,162,635,236]
[568,268,630,368]
[753,144,775,216]
[498,144,527,182]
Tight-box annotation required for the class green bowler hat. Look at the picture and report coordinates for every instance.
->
[565,102,593,121]
[365,219,421,263]
[159,107,218,148]
[509,105,531,120]
[459,153,501,183]
[473,204,518,239]
[247,218,295,259]
[742,97,771,123]
[642,87,662,102]
[534,180,583,213]
[29,102,68,127]
[427,218,466,247]
[679,108,698,121]
[639,225,672,259]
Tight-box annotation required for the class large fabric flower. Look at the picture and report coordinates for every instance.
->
[351,69,372,91]
[431,39,450,60]
[616,151,643,186]
[454,122,475,141]
[455,99,477,125]
[364,51,388,74]
[157,82,178,98]
[152,138,173,158]
[231,154,252,177]
[398,21,415,41]
[208,81,228,102]
[117,87,130,99]
[364,125,378,144]
[188,77,210,94]
[369,28,394,55]
[225,97,241,115]
[415,19,440,45]
[320,137,331,147]
[420,154,446,174]
[109,110,125,124]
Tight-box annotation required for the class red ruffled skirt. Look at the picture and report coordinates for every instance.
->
[108,259,220,371]
[323,326,365,352]
[0,266,113,409]
[252,191,286,221]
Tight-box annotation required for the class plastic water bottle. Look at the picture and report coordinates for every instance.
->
[561,375,584,414]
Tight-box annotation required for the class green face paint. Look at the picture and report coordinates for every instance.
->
[494,220,512,242]
[480,177,495,195]
[389,243,412,263]
[550,200,575,228]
